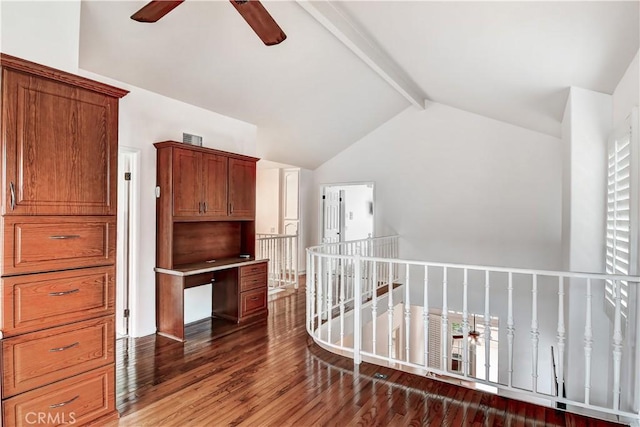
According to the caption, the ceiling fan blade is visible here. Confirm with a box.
[131,1,184,23]
[230,0,286,46]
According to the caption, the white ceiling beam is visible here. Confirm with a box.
[296,0,426,110]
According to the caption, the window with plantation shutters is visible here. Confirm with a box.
[605,111,638,321]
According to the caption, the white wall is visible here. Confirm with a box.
[256,168,281,234]
[0,0,80,72]
[312,102,564,271]
[613,50,639,130]
[299,169,314,273]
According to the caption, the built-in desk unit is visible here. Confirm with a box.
[154,142,267,342]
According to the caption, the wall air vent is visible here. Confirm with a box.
[183,132,203,146]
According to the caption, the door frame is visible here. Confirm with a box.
[116,146,141,338]
[319,182,375,245]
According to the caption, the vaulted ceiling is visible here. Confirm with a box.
[79,1,639,170]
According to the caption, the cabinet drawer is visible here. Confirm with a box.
[2,216,116,275]
[2,316,114,397]
[240,262,267,278]
[240,273,267,292]
[2,365,116,427]
[240,288,267,318]
[1,266,115,336]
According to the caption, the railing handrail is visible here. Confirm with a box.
[257,233,298,239]
[308,243,640,283]
[308,235,398,251]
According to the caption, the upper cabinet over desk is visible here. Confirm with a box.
[156,141,256,222]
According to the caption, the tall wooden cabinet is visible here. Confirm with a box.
[0,54,127,426]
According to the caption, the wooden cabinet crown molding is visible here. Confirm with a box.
[0,53,129,99]
[154,141,259,162]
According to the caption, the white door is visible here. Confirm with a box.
[282,168,300,236]
[322,187,344,244]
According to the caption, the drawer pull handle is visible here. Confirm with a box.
[9,182,15,211]
[49,395,79,409]
[49,289,80,297]
[49,235,80,240]
[250,296,259,301]
[49,342,79,352]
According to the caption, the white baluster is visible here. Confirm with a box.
[613,279,623,411]
[584,278,593,405]
[442,267,449,372]
[310,254,317,335]
[484,270,491,382]
[557,276,565,401]
[317,256,324,339]
[531,274,539,393]
[424,266,429,369]
[405,264,411,363]
[294,235,299,289]
[507,272,514,388]
[372,261,378,355]
[327,257,333,342]
[462,269,469,377]
[388,261,394,361]
[339,258,346,346]
[353,253,362,365]
[307,251,313,331]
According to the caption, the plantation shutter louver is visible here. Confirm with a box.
[606,124,634,320]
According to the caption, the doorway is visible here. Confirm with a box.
[321,183,374,243]
[116,147,140,338]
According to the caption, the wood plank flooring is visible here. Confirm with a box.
[111,280,626,426]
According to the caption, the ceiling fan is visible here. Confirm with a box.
[131,0,287,46]
[452,315,481,344]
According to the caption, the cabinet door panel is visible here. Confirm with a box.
[172,148,202,217]
[202,154,228,218]
[228,158,256,219]
[2,69,117,215]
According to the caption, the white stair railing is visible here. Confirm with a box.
[306,236,640,424]
[256,233,298,289]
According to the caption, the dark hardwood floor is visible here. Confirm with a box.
[111,280,626,426]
